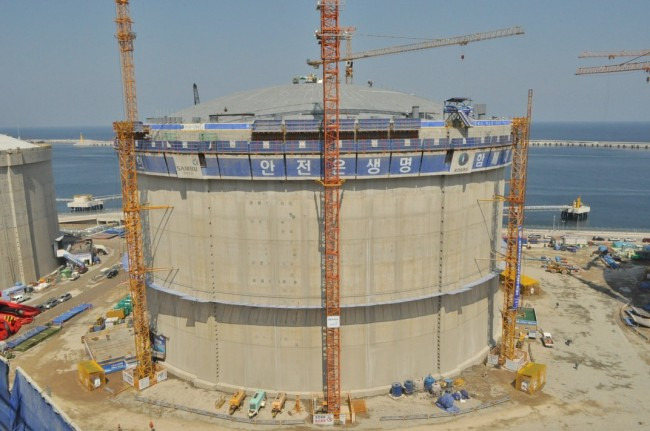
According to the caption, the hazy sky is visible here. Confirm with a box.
[1,0,649,127]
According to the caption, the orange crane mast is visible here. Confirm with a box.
[113,0,154,387]
[318,0,342,420]
[499,90,533,365]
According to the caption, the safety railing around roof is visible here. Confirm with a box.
[135,136,511,154]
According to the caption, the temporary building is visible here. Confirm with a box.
[515,362,546,394]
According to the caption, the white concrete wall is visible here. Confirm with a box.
[142,165,505,393]
[0,146,59,286]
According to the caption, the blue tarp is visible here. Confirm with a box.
[52,304,92,326]
[0,357,76,430]
[0,357,11,430]
[435,393,460,413]
[2,326,48,350]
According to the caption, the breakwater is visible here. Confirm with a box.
[531,140,650,149]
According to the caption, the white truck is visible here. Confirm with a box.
[541,331,554,348]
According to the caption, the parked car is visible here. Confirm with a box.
[106,269,119,279]
[624,238,635,243]
[58,293,72,303]
[592,236,604,241]
[69,272,80,281]
[36,304,47,312]
[44,297,59,309]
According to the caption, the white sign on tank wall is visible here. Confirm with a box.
[450,150,474,174]
[173,154,203,178]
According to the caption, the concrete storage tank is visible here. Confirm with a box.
[0,135,59,287]
[136,84,511,395]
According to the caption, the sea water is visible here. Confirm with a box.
[2,123,649,231]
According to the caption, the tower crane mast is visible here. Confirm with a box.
[113,0,154,387]
[499,90,533,365]
[318,0,342,420]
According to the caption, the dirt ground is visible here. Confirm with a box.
[6,232,650,431]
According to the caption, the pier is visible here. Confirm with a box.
[531,140,650,149]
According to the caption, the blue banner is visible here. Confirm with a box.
[251,156,286,179]
[389,153,421,176]
[218,155,251,179]
[356,154,391,178]
[286,155,321,179]
[204,155,220,177]
[472,150,491,170]
[420,154,449,175]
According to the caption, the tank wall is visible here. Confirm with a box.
[142,170,504,307]
[0,147,59,286]
[150,277,501,394]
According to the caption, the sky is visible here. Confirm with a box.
[1,0,649,127]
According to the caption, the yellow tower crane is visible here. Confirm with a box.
[499,90,533,367]
[112,0,155,389]
[576,50,650,80]
[308,26,524,83]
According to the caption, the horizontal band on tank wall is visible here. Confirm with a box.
[144,271,498,310]
[134,147,512,180]
[135,136,512,154]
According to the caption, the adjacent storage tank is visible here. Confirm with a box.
[136,84,509,395]
[0,135,59,287]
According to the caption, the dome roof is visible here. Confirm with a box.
[0,134,38,151]
[167,83,442,123]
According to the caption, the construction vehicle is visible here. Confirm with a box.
[229,389,246,415]
[271,392,287,418]
[0,300,41,341]
[248,390,266,418]
[541,331,554,348]
[545,262,567,274]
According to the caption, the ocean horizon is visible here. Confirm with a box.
[2,122,649,232]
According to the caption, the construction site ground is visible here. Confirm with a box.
[6,231,650,430]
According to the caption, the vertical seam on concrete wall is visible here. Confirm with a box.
[207,183,219,381]
[491,174,501,273]
[7,163,25,282]
[0,163,17,282]
[436,176,446,374]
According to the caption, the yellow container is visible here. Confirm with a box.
[515,362,546,394]
[78,360,106,391]
[106,308,125,319]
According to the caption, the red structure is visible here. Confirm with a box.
[0,300,40,341]
[319,0,342,419]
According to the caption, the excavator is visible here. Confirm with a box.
[0,300,41,341]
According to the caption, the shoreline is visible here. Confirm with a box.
[510,227,650,239]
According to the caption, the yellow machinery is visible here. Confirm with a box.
[77,360,106,391]
[229,389,246,415]
[271,392,287,418]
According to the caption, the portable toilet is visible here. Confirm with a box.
[515,362,546,394]
[78,360,106,391]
